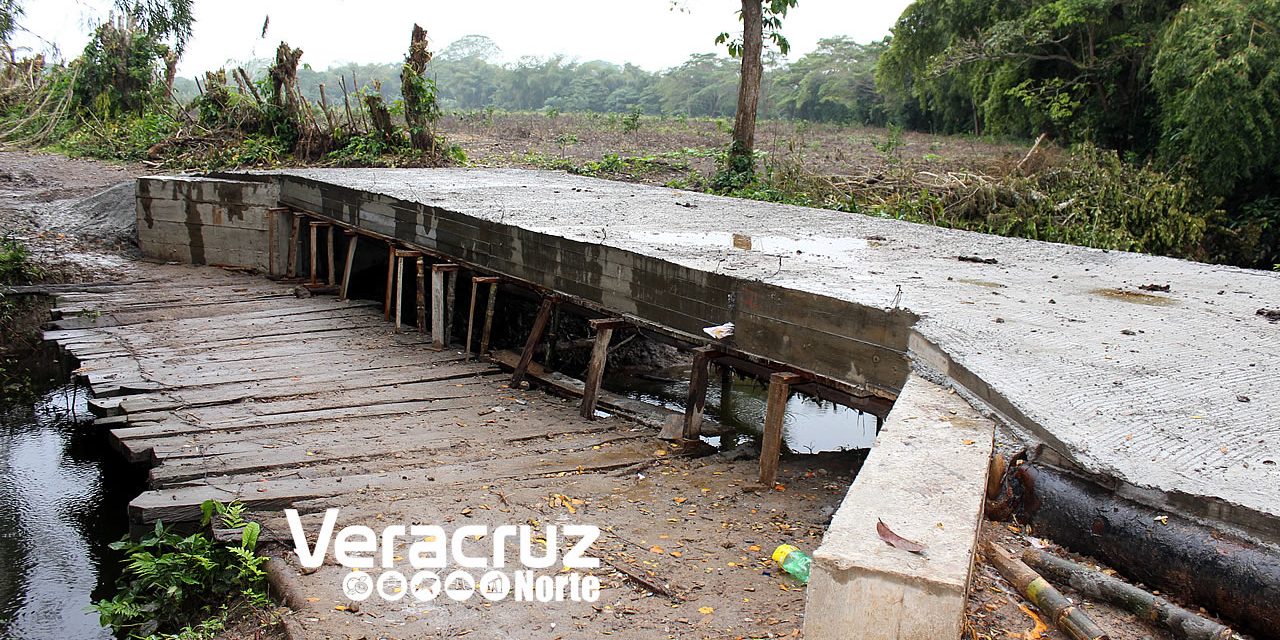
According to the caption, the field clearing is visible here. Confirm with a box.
[441,111,1036,187]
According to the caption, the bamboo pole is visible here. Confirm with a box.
[985,541,1110,640]
[1023,550,1231,640]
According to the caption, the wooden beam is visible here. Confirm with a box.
[431,264,460,350]
[580,318,628,420]
[511,297,556,388]
[760,372,804,487]
[682,346,721,439]
[339,232,357,301]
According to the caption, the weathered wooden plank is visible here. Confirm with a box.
[760,372,804,486]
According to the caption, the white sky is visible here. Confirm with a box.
[13,1,913,75]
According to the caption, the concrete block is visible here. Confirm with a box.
[804,374,994,640]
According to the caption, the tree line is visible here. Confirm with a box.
[173,33,891,127]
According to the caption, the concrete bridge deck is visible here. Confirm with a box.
[245,168,1280,543]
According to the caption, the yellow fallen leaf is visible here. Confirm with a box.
[650,545,665,554]
[962,439,976,445]
[334,605,348,611]
[673,497,688,504]
[654,449,668,457]
[670,551,683,558]
[305,597,320,603]
[1016,604,1047,639]
[698,606,714,615]
[748,545,761,552]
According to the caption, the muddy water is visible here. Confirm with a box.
[0,352,137,639]
[604,365,880,452]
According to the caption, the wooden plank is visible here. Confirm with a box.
[760,372,804,487]
[511,297,555,388]
[415,257,427,333]
[683,347,720,439]
[580,318,627,420]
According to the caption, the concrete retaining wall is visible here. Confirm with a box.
[804,374,994,639]
[136,176,282,273]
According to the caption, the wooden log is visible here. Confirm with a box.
[511,297,555,388]
[383,243,395,320]
[480,279,499,356]
[415,257,427,333]
[580,318,627,420]
[1022,549,1231,640]
[682,347,720,439]
[339,231,357,301]
[984,540,1110,640]
[429,264,460,350]
[1009,463,1280,639]
[759,372,803,486]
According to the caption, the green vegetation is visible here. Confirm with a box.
[876,0,1279,268]
[93,500,275,640]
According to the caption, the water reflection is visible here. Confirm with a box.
[604,365,879,452]
[0,383,132,640]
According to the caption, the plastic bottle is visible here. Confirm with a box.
[772,544,811,584]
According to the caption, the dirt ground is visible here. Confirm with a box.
[0,149,1236,640]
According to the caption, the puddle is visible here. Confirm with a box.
[635,231,869,259]
[0,350,138,639]
[603,365,880,453]
[1092,287,1174,306]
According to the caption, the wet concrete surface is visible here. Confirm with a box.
[250,168,1280,542]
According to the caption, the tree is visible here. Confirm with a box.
[715,0,797,187]
[0,0,22,47]
[774,36,888,124]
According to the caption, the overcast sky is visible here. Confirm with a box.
[14,1,914,75]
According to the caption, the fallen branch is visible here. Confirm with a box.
[1022,549,1232,640]
[984,540,1110,640]
[601,555,684,602]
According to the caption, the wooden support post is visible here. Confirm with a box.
[719,363,734,419]
[580,318,628,420]
[465,276,500,360]
[286,213,302,278]
[430,264,460,350]
[415,257,427,333]
[326,225,337,286]
[309,222,320,286]
[511,297,556,388]
[682,346,720,439]
[445,270,457,345]
[339,231,357,301]
[394,254,405,332]
[481,279,499,356]
[383,243,395,320]
[760,372,804,487]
